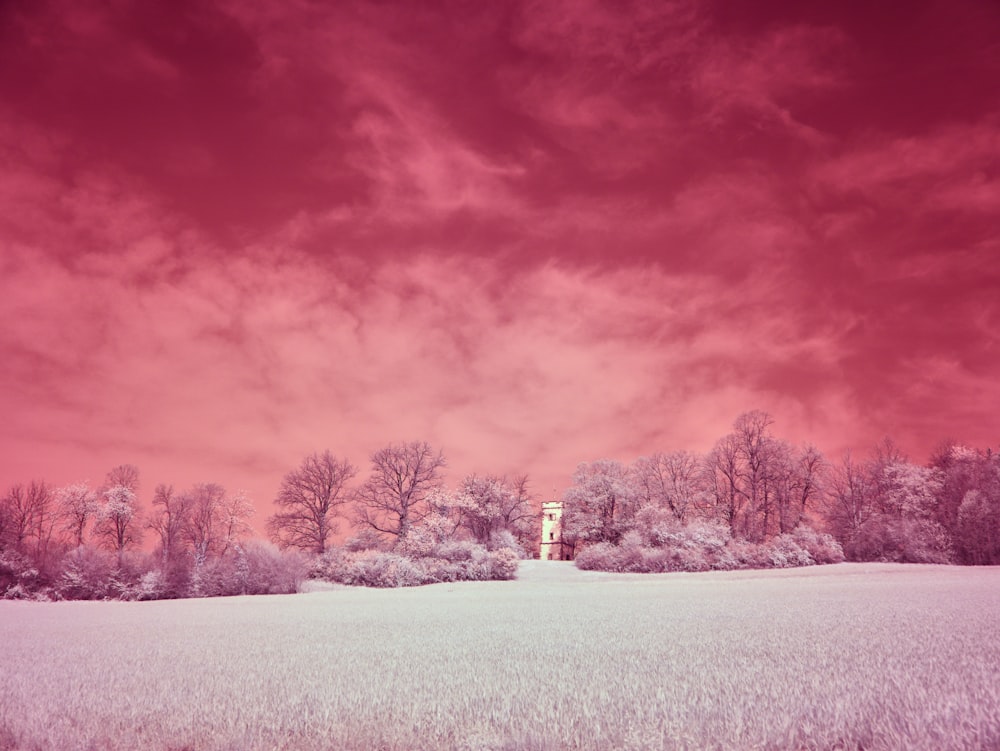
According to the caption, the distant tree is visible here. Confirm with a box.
[0,481,55,558]
[784,445,826,533]
[955,489,1000,565]
[823,452,877,546]
[101,464,140,495]
[354,441,446,544]
[182,483,227,561]
[451,474,537,547]
[92,485,143,562]
[178,483,254,561]
[220,490,255,555]
[704,434,746,537]
[146,484,191,562]
[268,451,356,554]
[631,451,703,523]
[55,482,99,547]
[823,442,952,563]
[562,459,636,546]
[701,412,822,540]
[935,445,1000,564]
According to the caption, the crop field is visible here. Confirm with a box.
[2,562,999,751]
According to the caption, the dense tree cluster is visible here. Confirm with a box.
[270,442,533,588]
[561,412,1000,572]
[0,465,304,601]
[3,420,998,597]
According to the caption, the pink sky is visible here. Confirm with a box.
[2,0,998,527]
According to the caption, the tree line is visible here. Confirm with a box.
[560,411,1000,571]
[0,441,536,598]
[3,419,998,598]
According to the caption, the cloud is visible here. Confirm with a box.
[1,0,998,520]
[691,24,847,140]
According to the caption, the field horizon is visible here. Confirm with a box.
[3,561,999,750]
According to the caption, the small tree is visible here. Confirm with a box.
[268,451,356,554]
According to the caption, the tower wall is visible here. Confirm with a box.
[539,501,564,560]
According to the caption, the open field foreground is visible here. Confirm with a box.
[2,563,1000,751]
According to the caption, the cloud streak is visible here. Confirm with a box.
[1,0,998,519]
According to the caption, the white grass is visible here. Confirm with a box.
[2,562,1000,750]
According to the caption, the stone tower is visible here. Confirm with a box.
[539,500,564,560]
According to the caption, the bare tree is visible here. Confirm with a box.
[146,484,191,562]
[220,490,254,555]
[0,481,56,561]
[704,434,745,537]
[56,482,99,547]
[182,483,225,560]
[102,464,140,495]
[354,441,446,543]
[268,451,356,554]
[631,451,702,523]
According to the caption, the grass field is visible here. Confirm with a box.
[2,562,999,750]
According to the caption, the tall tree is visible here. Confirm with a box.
[0,481,55,558]
[631,451,702,523]
[268,450,356,554]
[93,485,142,562]
[452,474,537,547]
[146,484,190,562]
[562,459,635,546]
[102,464,140,495]
[354,441,446,543]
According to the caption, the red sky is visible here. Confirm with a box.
[2,0,998,527]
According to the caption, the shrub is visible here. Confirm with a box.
[847,516,954,564]
[347,552,428,588]
[487,529,526,559]
[0,550,40,597]
[136,569,168,600]
[56,546,114,600]
[433,540,478,563]
[575,542,619,571]
[488,548,520,580]
[342,528,386,552]
[311,541,519,587]
[243,541,308,594]
[722,539,772,569]
[766,535,814,568]
[790,526,845,564]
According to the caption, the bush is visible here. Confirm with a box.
[487,530,526,559]
[433,540,478,563]
[575,521,842,574]
[342,528,386,552]
[766,535,814,568]
[790,526,845,564]
[846,516,953,564]
[345,551,429,588]
[56,546,114,600]
[0,550,40,597]
[488,548,520,580]
[136,569,168,600]
[243,541,308,594]
[310,541,519,588]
